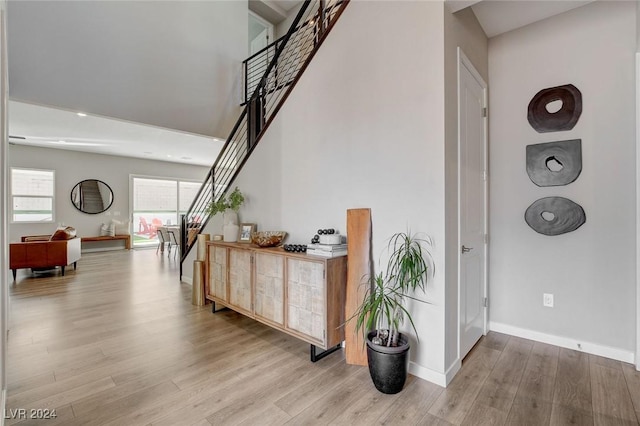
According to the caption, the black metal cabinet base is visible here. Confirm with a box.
[211,302,229,313]
[310,343,341,362]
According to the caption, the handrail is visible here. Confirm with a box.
[242,0,344,106]
[180,0,349,276]
[244,34,281,65]
[245,0,311,107]
[243,1,338,65]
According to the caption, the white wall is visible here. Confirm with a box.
[275,2,303,39]
[489,1,637,360]
[8,145,209,243]
[0,0,8,417]
[443,6,488,375]
[637,1,640,48]
[222,1,451,382]
[7,1,247,138]
[636,1,640,369]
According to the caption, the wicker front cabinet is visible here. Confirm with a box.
[254,252,285,326]
[207,244,228,302]
[205,242,346,350]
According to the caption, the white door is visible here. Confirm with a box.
[250,28,269,56]
[248,28,270,97]
[458,48,488,360]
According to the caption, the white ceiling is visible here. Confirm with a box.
[7,1,597,167]
[249,0,302,24]
[469,0,595,38]
[9,101,224,167]
[7,0,247,138]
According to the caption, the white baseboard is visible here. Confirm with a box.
[182,276,193,285]
[444,358,462,386]
[489,321,634,364]
[409,361,448,387]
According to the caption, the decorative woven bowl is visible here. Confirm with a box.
[251,231,287,247]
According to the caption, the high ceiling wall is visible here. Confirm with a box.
[7,1,248,138]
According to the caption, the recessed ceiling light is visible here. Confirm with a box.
[77,112,87,117]
[167,154,172,158]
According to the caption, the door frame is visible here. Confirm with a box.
[457,47,489,360]
[248,10,274,52]
[635,52,640,370]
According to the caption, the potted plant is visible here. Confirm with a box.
[206,187,244,242]
[353,231,433,394]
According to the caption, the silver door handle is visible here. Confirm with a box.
[461,245,473,254]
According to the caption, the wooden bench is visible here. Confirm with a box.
[81,235,132,250]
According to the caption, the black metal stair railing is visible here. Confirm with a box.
[180,0,349,271]
[242,0,344,106]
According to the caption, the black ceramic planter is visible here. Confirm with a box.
[366,330,410,394]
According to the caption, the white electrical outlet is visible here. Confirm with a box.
[543,293,554,307]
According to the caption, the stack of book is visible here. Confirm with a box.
[306,243,347,257]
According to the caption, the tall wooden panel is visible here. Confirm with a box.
[345,208,372,366]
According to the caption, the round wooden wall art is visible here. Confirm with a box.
[525,197,586,236]
[526,139,582,187]
[527,84,582,133]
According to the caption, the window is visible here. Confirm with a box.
[179,181,202,216]
[131,176,200,247]
[11,168,55,223]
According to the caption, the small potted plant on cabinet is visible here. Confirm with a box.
[353,231,433,394]
[206,187,244,242]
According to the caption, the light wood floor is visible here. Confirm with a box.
[6,249,640,425]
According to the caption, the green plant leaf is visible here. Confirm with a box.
[347,230,434,347]
[206,187,244,216]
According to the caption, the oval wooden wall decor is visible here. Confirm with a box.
[524,197,586,236]
[526,139,582,187]
[527,84,582,133]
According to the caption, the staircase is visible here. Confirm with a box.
[77,180,104,213]
[180,0,349,270]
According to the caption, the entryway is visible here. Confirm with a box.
[458,48,488,360]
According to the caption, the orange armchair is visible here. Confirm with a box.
[10,235,81,280]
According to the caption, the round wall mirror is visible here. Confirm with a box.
[70,179,114,214]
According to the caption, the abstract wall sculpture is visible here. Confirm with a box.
[527,84,582,133]
[524,197,586,236]
[526,139,582,187]
[525,83,585,236]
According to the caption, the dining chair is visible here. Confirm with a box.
[167,229,180,259]
[156,227,170,254]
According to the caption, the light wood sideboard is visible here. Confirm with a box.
[205,241,347,359]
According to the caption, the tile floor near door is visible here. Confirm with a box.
[6,249,640,425]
